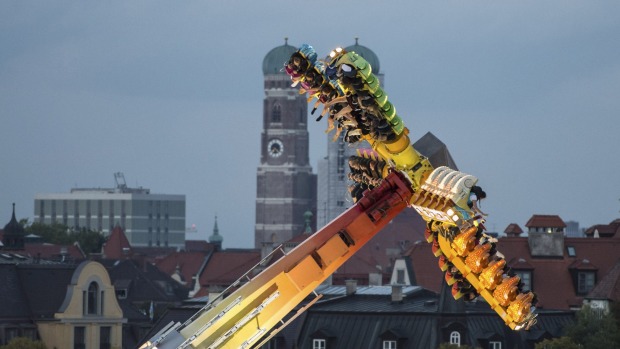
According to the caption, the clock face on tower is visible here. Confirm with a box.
[267,138,284,158]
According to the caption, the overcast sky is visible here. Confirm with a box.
[1,1,619,248]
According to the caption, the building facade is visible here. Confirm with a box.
[0,260,125,348]
[34,177,185,248]
[255,39,317,248]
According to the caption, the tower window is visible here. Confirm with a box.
[272,104,281,122]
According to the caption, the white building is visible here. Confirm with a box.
[34,174,185,248]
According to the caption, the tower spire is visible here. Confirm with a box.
[209,214,223,250]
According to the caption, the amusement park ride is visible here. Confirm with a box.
[140,44,538,349]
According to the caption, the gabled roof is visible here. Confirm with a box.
[198,249,261,288]
[405,231,620,310]
[23,243,86,261]
[333,208,427,285]
[498,236,620,309]
[504,223,524,236]
[0,264,31,319]
[295,287,574,349]
[413,132,458,170]
[155,250,211,287]
[525,215,566,228]
[103,225,132,259]
[185,240,215,252]
[404,241,444,293]
[586,260,620,301]
[584,219,620,238]
[104,259,189,302]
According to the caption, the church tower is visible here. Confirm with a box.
[2,203,26,250]
[255,39,317,248]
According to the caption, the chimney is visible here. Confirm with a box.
[391,284,403,303]
[345,279,357,296]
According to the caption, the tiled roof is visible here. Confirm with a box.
[0,264,31,319]
[584,219,620,238]
[23,243,85,261]
[155,250,211,287]
[413,132,458,170]
[405,241,445,293]
[315,285,423,296]
[499,236,620,309]
[16,264,78,318]
[504,223,524,235]
[199,249,261,287]
[333,208,427,285]
[296,290,574,349]
[525,215,566,228]
[586,260,620,300]
[102,225,132,259]
[406,233,620,310]
[185,240,215,252]
[105,259,189,302]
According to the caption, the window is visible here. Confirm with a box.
[515,270,532,291]
[567,246,576,257]
[85,282,100,315]
[489,341,502,349]
[383,340,397,349]
[300,108,306,123]
[272,104,281,122]
[397,269,405,284]
[116,288,127,299]
[313,339,326,349]
[5,328,18,343]
[23,328,37,341]
[100,326,111,349]
[74,326,85,349]
[450,331,460,346]
[578,271,595,294]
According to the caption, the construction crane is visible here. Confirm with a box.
[140,44,537,349]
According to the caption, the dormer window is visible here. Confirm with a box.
[379,328,407,349]
[450,331,461,346]
[578,271,595,294]
[383,340,397,349]
[312,339,326,349]
[569,259,598,296]
[311,328,335,348]
[514,270,532,292]
[489,341,502,349]
[115,288,127,299]
[83,281,103,315]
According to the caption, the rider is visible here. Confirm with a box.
[468,185,488,217]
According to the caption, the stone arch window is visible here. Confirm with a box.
[450,331,461,346]
[84,281,102,315]
[272,104,282,122]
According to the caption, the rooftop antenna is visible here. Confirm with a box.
[114,172,127,190]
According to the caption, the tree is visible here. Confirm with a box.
[563,304,620,349]
[535,337,580,349]
[72,228,106,254]
[25,222,106,254]
[0,337,47,349]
